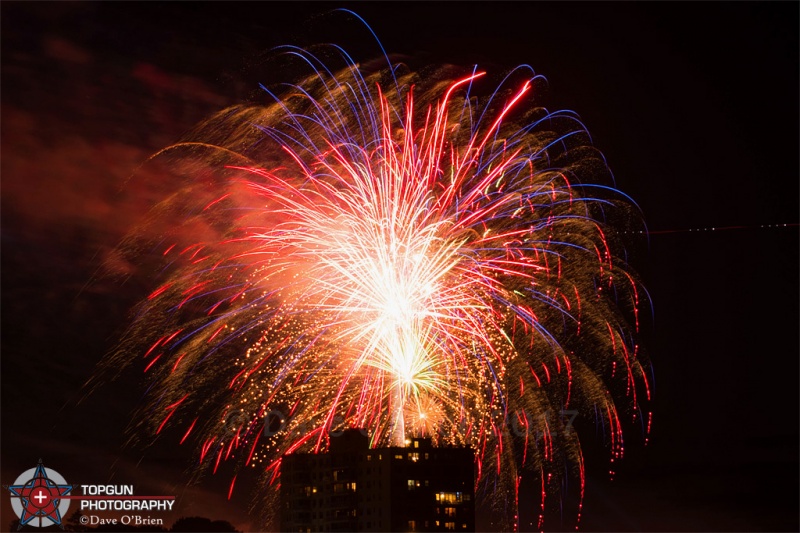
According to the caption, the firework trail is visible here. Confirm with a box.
[103,19,651,530]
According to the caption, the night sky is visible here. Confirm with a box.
[2,2,797,532]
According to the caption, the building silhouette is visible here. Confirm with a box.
[280,430,474,532]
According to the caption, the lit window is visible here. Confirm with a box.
[414,441,419,448]
[445,522,456,531]
[409,452,420,462]
[445,507,456,517]
[367,454,372,461]
[437,492,463,504]
[408,520,417,531]
[394,454,403,460]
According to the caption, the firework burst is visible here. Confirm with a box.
[103,22,651,530]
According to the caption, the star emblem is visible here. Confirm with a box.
[5,460,74,529]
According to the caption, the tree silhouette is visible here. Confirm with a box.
[170,516,239,532]
[65,510,89,532]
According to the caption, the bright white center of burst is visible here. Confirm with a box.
[329,243,443,446]
[295,180,466,444]
[309,218,445,395]
[375,262,434,391]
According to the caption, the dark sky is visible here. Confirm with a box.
[2,2,798,532]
